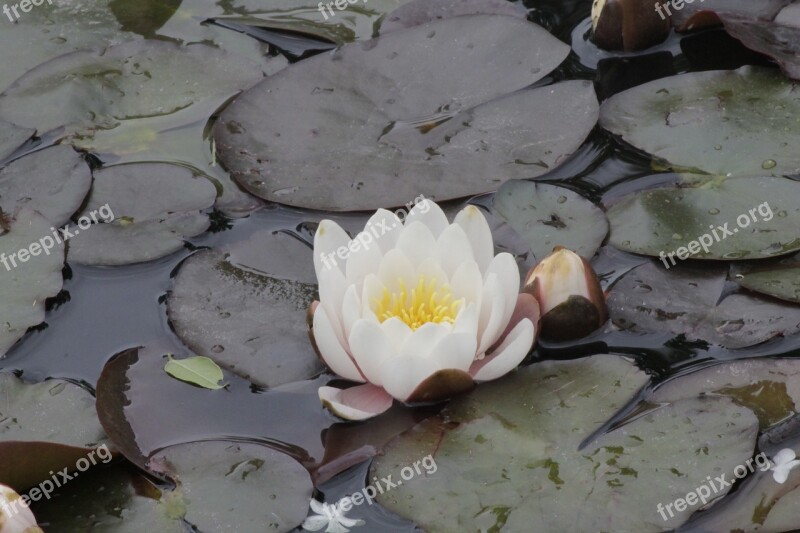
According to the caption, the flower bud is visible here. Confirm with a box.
[591,0,671,52]
[524,247,607,342]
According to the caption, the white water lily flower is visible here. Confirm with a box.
[770,448,800,484]
[0,484,41,533]
[309,200,540,420]
[302,498,364,533]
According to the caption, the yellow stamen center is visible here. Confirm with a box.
[375,276,461,330]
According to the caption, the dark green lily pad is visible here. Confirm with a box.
[0,39,267,135]
[0,146,92,227]
[380,0,527,32]
[651,358,800,429]
[600,67,800,177]
[731,257,800,303]
[214,15,599,211]
[212,0,414,44]
[0,373,107,491]
[607,176,800,261]
[167,230,324,387]
[68,163,217,266]
[492,181,609,260]
[31,464,184,532]
[608,262,800,349]
[0,119,34,163]
[372,355,759,531]
[0,209,65,357]
[147,440,313,532]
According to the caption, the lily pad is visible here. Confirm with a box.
[371,354,760,531]
[0,146,92,227]
[167,230,324,387]
[147,440,313,532]
[0,39,267,135]
[0,119,34,163]
[599,66,800,177]
[492,181,609,261]
[651,358,800,429]
[212,0,414,44]
[214,15,599,211]
[0,373,107,491]
[380,0,528,32]
[0,209,65,357]
[732,257,800,303]
[67,163,217,266]
[608,262,800,349]
[31,464,184,532]
[607,176,800,261]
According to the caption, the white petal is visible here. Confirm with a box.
[403,199,449,238]
[774,448,797,465]
[309,499,327,514]
[318,384,393,421]
[477,275,507,355]
[318,265,349,347]
[454,205,494,274]
[436,224,476,279]
[449,260,483,306]
[454,302,479,337]
[348,319,398,386]
[380,317,414,351]
[432,331,477,372]
[415,257,451,286]
[314,220,351,277]
[313,306,365,383]
[400,322,453,359]
[341,285,362,336]
[774,467,791,484]
[377,249,416,295]
[360,273,384,323]
[477,253,520,352]
[380,354,443,402]
[471,319,534,381]
[345,230,384,291]
[394,221,437,268]
[364,208,403,253]
[302,515,330,531]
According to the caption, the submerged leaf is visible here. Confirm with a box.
[164,355,226,390]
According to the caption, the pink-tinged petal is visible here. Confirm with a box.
[381,354,443,402]
[454,205,494,275]
[404,199,449,238]
[470,318,534,382]
[313,219,351,277]
[449,260,483,306]
[477,275,507,354]
[348,319,398,386]
[432,331,477,372]
[405,368,474,404]
[436,224,476,279]
[319,384,393,421]
[364,208,403,253]
[489,293,541,352]
[394,221,437,268]
[312,305,365,383]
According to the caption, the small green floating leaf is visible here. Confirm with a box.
[164,355,226,390]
